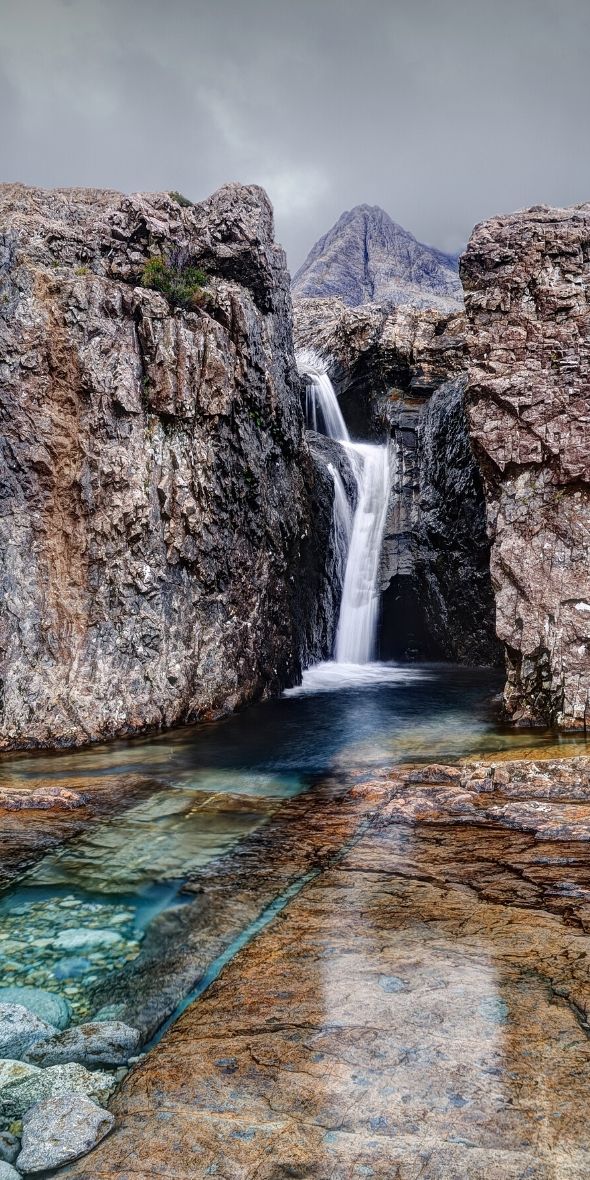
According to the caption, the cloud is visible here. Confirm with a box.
[0,0,589,269]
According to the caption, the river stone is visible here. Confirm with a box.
[0,1059,115,1118]
[0,1004,56,1059]
[25,1021,141,1067]
[53,956,92,980]
[0,987,71,1030]
[16,1093,114,1173]
[0,1132,19,1164]
[53,928,123,953]
[0,1163,20,1179]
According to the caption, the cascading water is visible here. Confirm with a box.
[296,349,350,442]
[334,443,390,663]
[295,351,391,672]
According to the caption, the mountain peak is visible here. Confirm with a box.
[292,205,462,310]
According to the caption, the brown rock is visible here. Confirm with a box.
[0,182,334,748]
[462,204,590,730]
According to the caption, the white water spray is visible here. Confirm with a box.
[296,350,350,442]
[334,442,390,663]
[296,351,390,667]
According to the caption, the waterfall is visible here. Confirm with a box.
[327,462,353,585]
[296,350,350,442]
[297,350,390,667]
[334,443,390,664]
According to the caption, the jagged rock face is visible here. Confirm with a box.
[294,296,465,438]
[294,296,500,664]
[462,205,590,730]
[0,182,334,748]
[292,205,463,311]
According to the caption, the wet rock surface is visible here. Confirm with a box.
[0,772,165,887]
[0,181,334,750]
[462,204,590,730]
[59,755,590,1179]
[17,1094,114,1173]
[294,296,499,664]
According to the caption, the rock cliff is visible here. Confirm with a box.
[294,297,501,664]
[292,205,463,311]
[0,182,334,748]
[462,204,590,730]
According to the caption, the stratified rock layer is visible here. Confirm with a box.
[462,205,590,730]
[0,183,333,748]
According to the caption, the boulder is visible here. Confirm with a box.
[0,1059,114,1118]
[0,987,71,1030]
[25,1020,140,1068]
[53,928,123,953]
[16,1093,114,1172]
[0,1132,19,1164]
[0,1004,56,1059]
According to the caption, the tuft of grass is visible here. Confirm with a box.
[141,256,207,310]
[74,265,89,276]
[169,191,194,208]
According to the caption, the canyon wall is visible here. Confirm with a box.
[0,183,334,748]
[294,297,501,664]
[462,205,590,730]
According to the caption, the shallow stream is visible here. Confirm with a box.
[0,663,587,1031]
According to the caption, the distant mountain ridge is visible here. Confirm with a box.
[292,204,463,311]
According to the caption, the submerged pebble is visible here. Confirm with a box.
[0,898,141,1020]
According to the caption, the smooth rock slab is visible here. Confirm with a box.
[25,1021,140,1067]
[0,1060,114,1118]
[53,928,123,953]
[0,987,71,1030]
[0,1004,56,1059]
[16,1093,114,1173]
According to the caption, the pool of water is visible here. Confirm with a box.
[0,662,587,1025]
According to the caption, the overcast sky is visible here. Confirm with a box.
[1,0,589,269]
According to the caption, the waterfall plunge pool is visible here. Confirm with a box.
[0,662,587,1037]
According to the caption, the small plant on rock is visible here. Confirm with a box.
[169,191,194,208]
[141,256,207,310]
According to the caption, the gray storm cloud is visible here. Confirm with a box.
[0,0,589,269]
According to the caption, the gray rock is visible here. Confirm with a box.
[53,928,123,953]
[0,1059,115,1118]
[16,1093,114,1173]
[53,956,92,980]
[0,1162,20,1179]
[25,1020,141,1067]
[0,1132,19,1164]
[292,204,463,311]
[0,987,71,1030]
[0,1004,56,1059]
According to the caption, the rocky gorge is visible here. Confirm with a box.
[0,181,589,1178]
